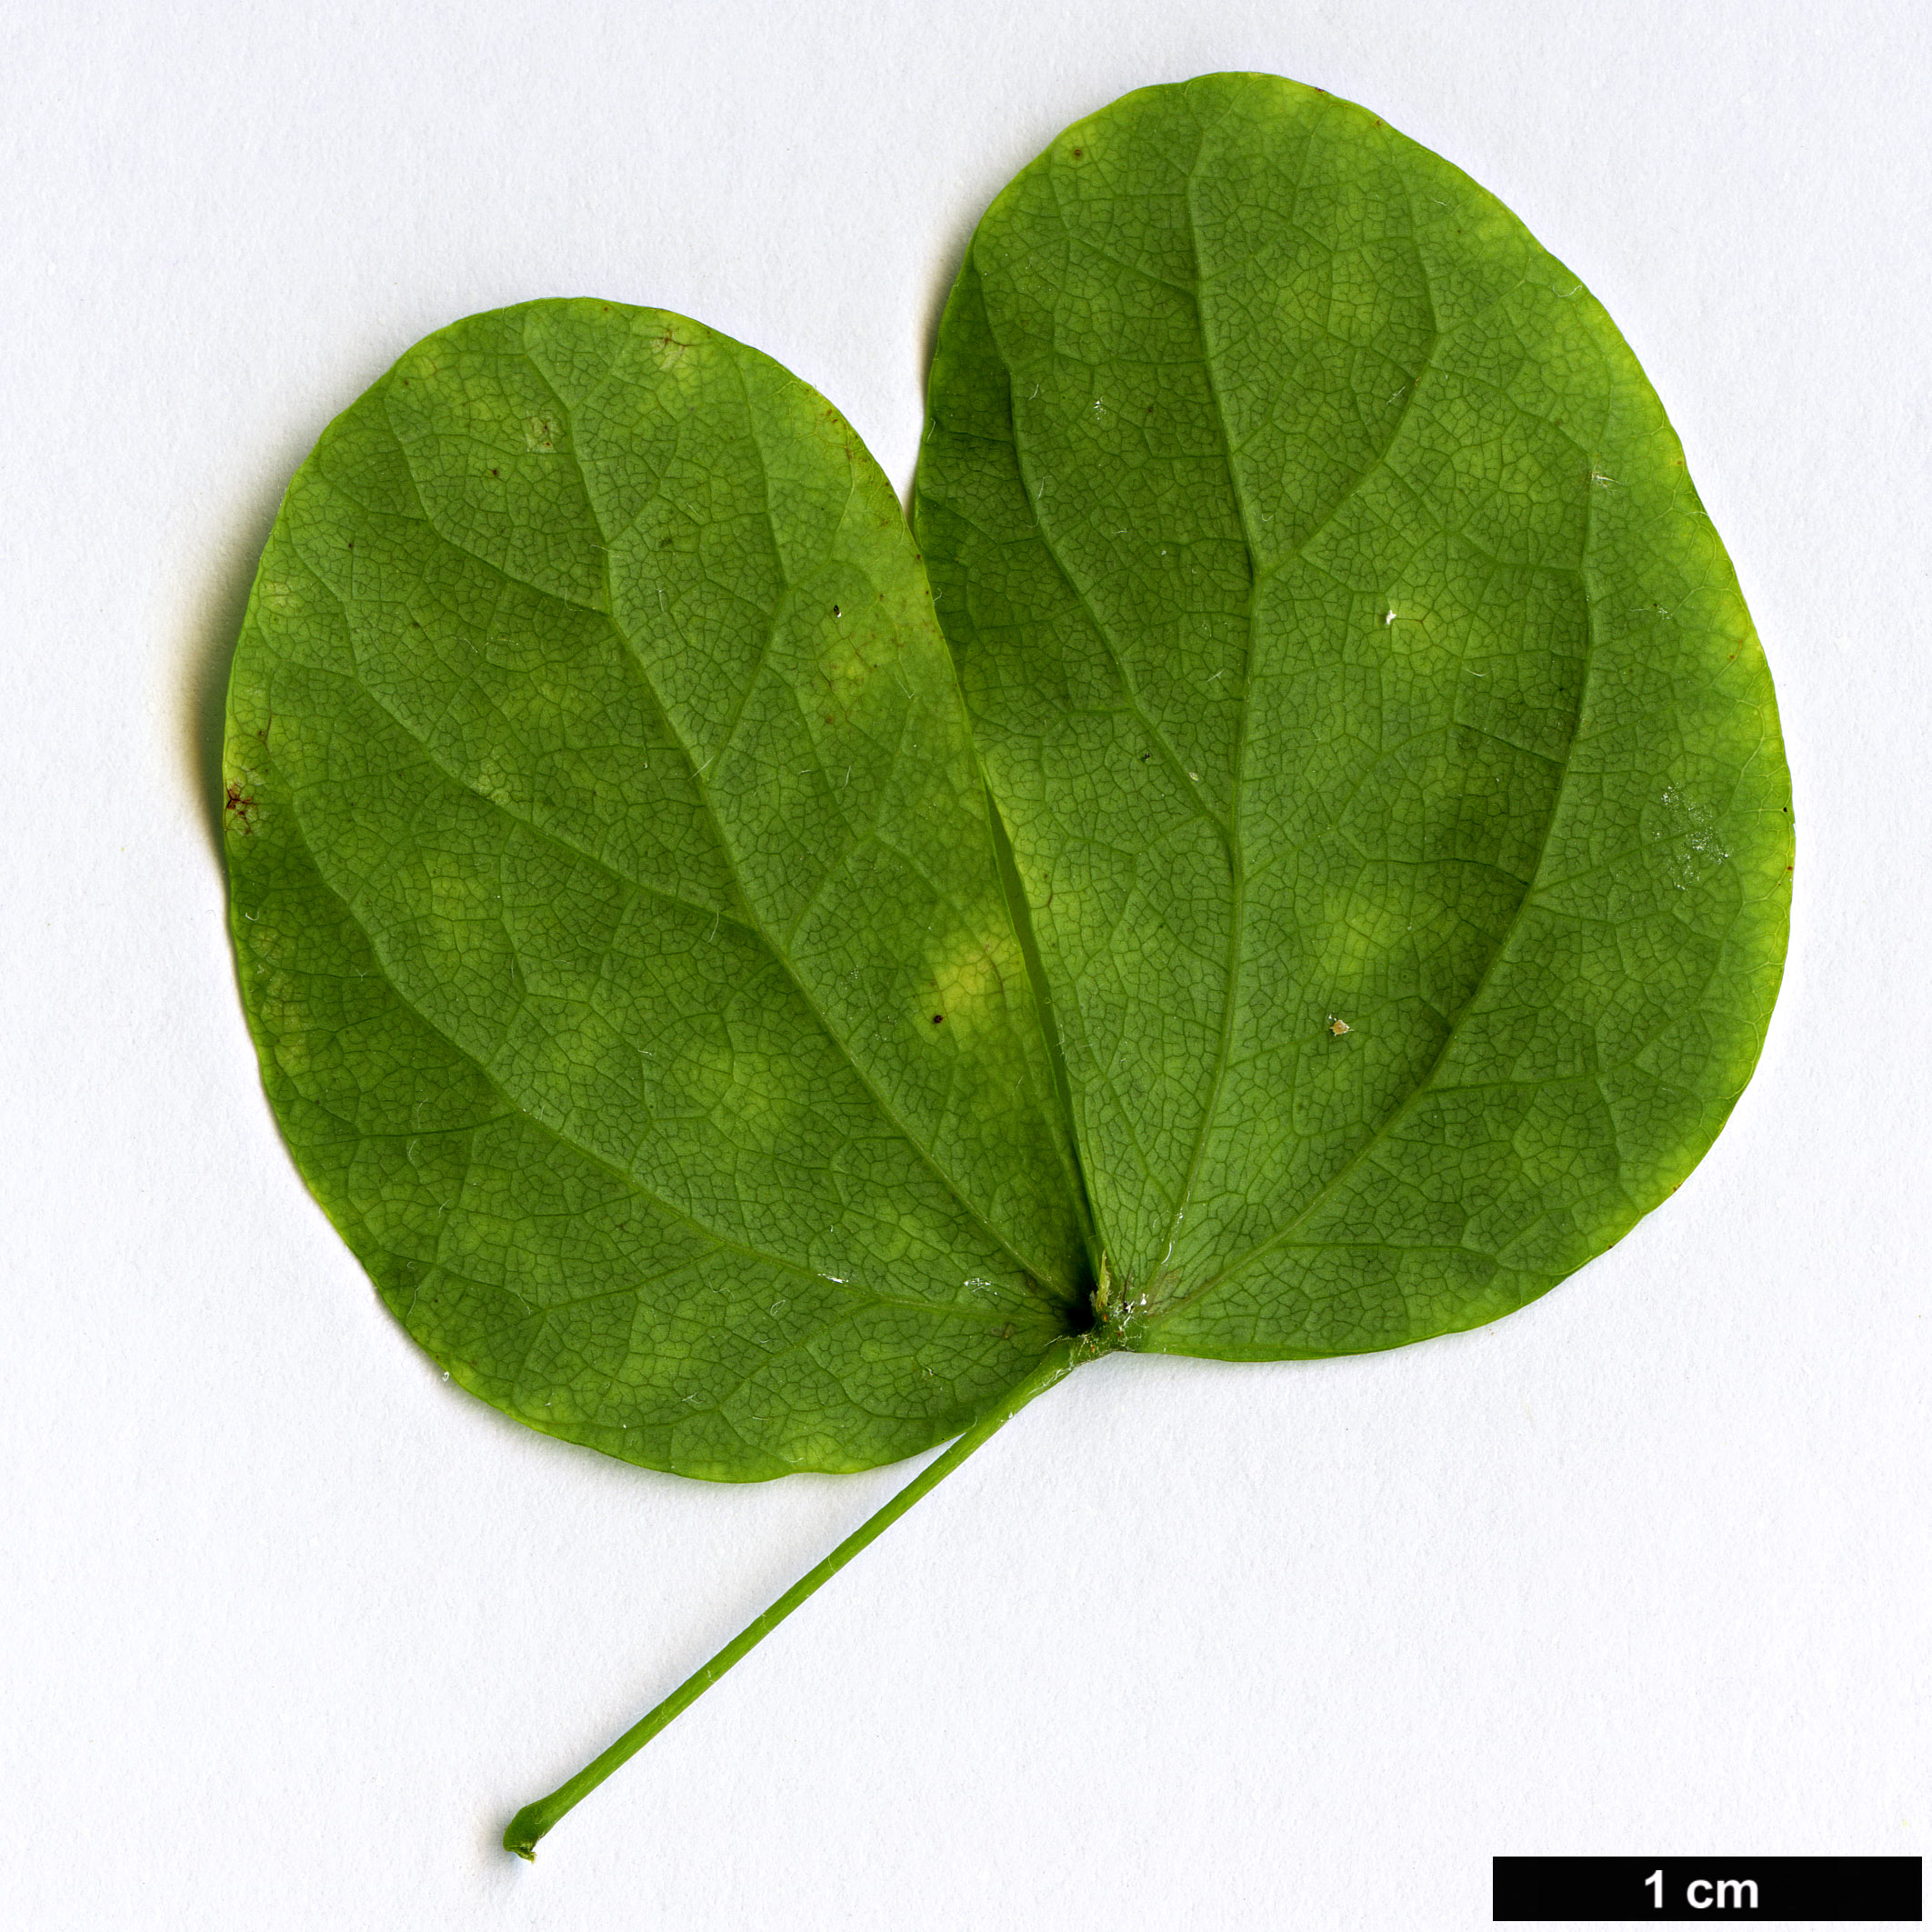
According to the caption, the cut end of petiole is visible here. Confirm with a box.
[503,1807,549,1861]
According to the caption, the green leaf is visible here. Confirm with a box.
[225,75,1793,1854]
[225,298,1093,1481]
[913,72,1791,1361]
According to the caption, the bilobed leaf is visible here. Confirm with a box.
[914,72,1792,1361]
[225,298,1092,1481]
[224,74,1792,1853]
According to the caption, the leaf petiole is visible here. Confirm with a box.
[503,1329,1104,1858]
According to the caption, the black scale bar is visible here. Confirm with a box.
[1494,1857,1922,1922]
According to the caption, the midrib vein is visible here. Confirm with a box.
[1130,135,1560,1320]
[515,336,1066,1305]
[1158,447,1606,1318]
[1147,140,1259,1279]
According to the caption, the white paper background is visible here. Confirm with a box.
[5,3,1927,1927]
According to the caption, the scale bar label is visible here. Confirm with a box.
[1492,1856,1922,1921]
